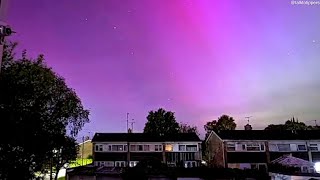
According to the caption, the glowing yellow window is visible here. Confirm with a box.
[165,144,173,151]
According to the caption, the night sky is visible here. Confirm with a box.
[7,0,320,139]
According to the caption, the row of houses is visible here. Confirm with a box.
[78,128,320,173]
[92,132,202,168]
[205,129,320,173]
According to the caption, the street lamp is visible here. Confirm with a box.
[50,148,63,180]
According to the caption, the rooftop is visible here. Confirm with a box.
[92,133,201,142]
[215,130,320,140]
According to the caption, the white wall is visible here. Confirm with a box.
[172,142,199,152]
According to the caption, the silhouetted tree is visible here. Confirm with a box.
[143,108,179,136]
[265,117,313,130]
[0,42,89,179]
[179,123,199,135]
[52,137,78,180]
[204,115,236,138]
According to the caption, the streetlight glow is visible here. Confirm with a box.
[315,162,320,173]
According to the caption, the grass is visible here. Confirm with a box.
[58,177,65,180]
[69,158,92,168]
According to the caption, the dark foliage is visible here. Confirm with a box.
[0,42,89,179]
[143,108,180,136]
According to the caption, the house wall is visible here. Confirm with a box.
[205,132,225,168]
[210,139,320,170]
[77,140,93,159]
[92,141,201,167]
[268,140,320,162]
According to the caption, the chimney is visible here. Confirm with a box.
[128,128,132,133]
[244,124,252,130]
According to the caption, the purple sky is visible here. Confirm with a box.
[7,0,320,139]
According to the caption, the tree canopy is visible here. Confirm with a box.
[204,115,236,137]
[179,123,199,135]
[0,42,89,179]
[264,117,315,130]
[143,108,180,136]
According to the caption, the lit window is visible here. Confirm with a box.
[165,144,173,151]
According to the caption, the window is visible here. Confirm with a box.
[131,144,150,151]
[130,145,136,151]
[179,145,186,151]
[277,144,290,151]
[143,145,150,151]
[124,145,127,151]
[302,166,308,173]
[227,143,235,151]
[246,144,261,151]
[251,164,257,169]
[260,144,265,151]
[165,144,173,151]
[269,144,278,151]
[95,145,103,152]
[129,161,138,167]
[108,145,111,151]
[155,145,162,151]
[242,144,246,150]
[258,164,267,172]
[297,145,307,151]
[186,145,197,151]
[310,144,318,151]
[111,145,125,151]
[115,161,126,167]
[105,161,114,167]
[100,161,105,166]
